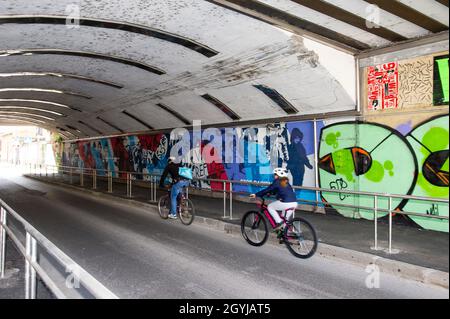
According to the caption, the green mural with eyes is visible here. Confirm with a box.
[319,122,417,220]
[404,115,449,232]
[318,116,449,233]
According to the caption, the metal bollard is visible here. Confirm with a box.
[0,207,6,279]
[93,170,97,190]
[223,181,227,218]
[150,176,154,202]
[373,195,378,251]
[388,197,393,254]
[108,171,113,193]
[127,173,132,198]
[229,182,233,220]
[25,232,37,299]
[153,176,157,202]
[80,168,84,187]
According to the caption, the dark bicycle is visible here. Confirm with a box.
[158,187,195,225]
[241,197,318,259]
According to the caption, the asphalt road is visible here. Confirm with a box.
[0,170,447,299]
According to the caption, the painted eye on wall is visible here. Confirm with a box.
[422,149,449,187]
[319,147,372,176]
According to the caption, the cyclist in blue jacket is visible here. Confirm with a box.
[250,168,298,231]
[159,157,190,219]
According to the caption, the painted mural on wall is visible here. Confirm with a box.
[367,62,399,110]
[318,121,417,220]
[62,114,449,232]
[404,115,449,232]
[398,56,433,109]
[62,121,320,203]
[318,115,448,232]
[433,55,449,106]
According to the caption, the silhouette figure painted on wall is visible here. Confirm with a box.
[287,128,313,186]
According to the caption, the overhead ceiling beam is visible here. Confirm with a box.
[289,0,407,42]
[65,124,85,136]
[0,15,219,58]
[78,120,103,135]
[1,49,166,75]
[0,88,92,99]
[253,84,299,114]
[0,98,81,112]
[200,94,241,120]
[121,110,154,130]
[357,30,449,59]
[0,106,65,116]
[435,0,449,7]
[54,127,74,139]
[96,116,125,134]
[0,111,57,121]
[204,0,369,53]
[0,72,123,89]
[0,115,47,125]
[155,103,192,126]
[365,0,448,33]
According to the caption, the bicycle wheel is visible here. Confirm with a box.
[158,195,170,219]
[179,198,195,225]
[283,217,318,259]
[241,211,268,247]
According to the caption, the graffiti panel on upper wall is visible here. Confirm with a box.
[433,55,449,106]
[398,57,433,108]
[368,62,399,110]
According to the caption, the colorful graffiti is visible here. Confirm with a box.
[62,114,449,232]
[62,121,321,203]
[318,122,417,220]
[368,62,399,110]
[404,115,449,232]
[433,55,449,106]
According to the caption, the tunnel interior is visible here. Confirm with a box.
[1,0,447,139]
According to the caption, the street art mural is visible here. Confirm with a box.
[398,57,433,108]
[404,115,449,232]
[62,121,320,202]
[367,62,399,110]
[318,121,418,220]
[433,55,449,106]
[62,114,449,232]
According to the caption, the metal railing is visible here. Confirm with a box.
[0,197,119,299]
[26,163,449,255]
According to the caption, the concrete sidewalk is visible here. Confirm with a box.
[27,173,449,275]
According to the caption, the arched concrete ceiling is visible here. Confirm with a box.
[0,0,448,139]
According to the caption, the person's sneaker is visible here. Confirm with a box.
[168,214,178,220]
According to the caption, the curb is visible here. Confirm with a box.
[25,175,449,290]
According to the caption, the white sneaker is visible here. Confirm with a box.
[168,214,178,219]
